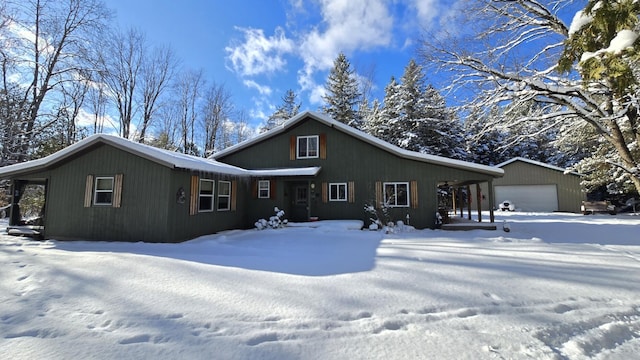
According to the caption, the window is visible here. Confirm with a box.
[329,183,347,201]
[297,135,318,159]
[94,177,114,205]
[217,181,231,211]
[258,180,270,198]
[384,182,409,207]
[198,179,214,212]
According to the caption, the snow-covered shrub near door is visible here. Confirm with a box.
[255,207,288,230]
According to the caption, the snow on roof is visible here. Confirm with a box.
[0,134,250,178]
[213,111,504,177]
[496,157,580,176]
[249,167,322,177]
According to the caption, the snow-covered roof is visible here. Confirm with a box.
[213,111,504,177]
[496,157,580,176]
[250,167,322,177]
[0,134,250,178]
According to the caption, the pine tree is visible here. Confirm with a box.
[378,76,402,144]
[422,84,467,160]
[322,52,361,127]
[263,89,300,132]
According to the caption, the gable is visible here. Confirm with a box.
[215,111,503,178]
[498,160,579,185]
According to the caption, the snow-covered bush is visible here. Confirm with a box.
[364,201,390,230]
[255,207,288,230]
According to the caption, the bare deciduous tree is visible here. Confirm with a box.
[0,0,110,163]
[99,27,145,139]
[200,82,233,156]
[137,45,178,143]
[174,68,204,154]
[421,0,640,194]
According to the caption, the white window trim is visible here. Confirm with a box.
[93,176,114,206]
[258,180,270,199]
[329,182,347,202]
[384,182,410,208]
[217,180,231,211]
[198,179,215,212]
[297,135,319,159]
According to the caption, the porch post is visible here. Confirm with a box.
[9,180,26,226]
[488,179,495,223]
[467,185,471,220]
[476,183,482,222]
[451,187,457,216]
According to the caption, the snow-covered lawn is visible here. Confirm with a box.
[1,212,639,359]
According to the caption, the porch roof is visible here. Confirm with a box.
[249,167,322,177]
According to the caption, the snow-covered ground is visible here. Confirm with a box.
[1,212,639,359]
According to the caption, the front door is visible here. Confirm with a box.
[291,184,309,222]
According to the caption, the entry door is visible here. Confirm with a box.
[291,185,309,222]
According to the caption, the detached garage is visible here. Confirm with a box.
[475,158,585,213]
[494,184,558,212]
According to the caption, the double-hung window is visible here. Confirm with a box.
[217,181,231,211]
[94,177,114,205]
[258,180,270,198]
[329,183,347,201]
[384,182,409,207]
[198,179,215,212]
[297,135,318,159]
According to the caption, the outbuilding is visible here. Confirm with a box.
[475,157,584,213]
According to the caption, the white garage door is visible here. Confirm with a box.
[495,185,558,212]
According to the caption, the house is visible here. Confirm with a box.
[474,157,584,212]
[0,135,252,242]
[0,111,505,242]
[213,111,504,229]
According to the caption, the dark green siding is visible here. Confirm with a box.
[166,171,250,242]
[218,117,495,228]
[45,144,172,242]
[12,144,251,242]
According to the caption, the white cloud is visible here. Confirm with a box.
[299,0,394,72]
[243,80,272,96]
[409,0,439,26]
[225,26,294,77]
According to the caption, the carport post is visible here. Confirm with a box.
[488,180,495,223]
[476,183,482,222]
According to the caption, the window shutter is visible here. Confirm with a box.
[348,181,355,203]
[252,180,257,198]
[410,180,418,209]
[113,174,123,208]
[270,179,277,199]
[375,181,382,208]
[231,180,237,211]
[189,175,199,215]
[289,136,296,160]
[319,133,327,159]
[84,175,93,207]
[322,182,328,203]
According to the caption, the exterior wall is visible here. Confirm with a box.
[13,144,251,242]
[43,144,173,242]
[166,170,250,242]
[474,161,584,212]
[218,117,496,229]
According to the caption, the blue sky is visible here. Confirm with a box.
[103,0,458,128]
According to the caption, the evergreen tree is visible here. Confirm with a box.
[262,89,300,132]
[322,52,361,127]
[378,76,402,144]
[422,84,467,160]
[464,106,511,165]
[396,59,428,152]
